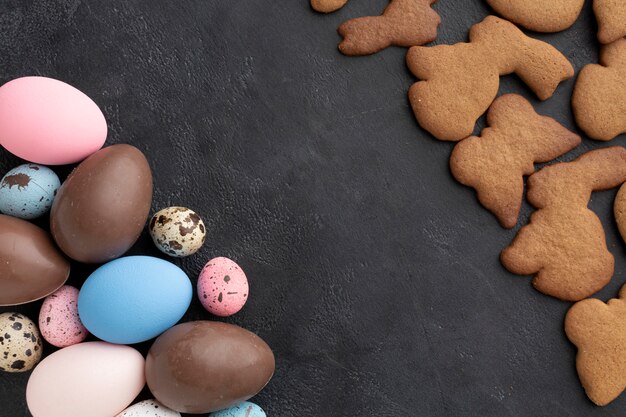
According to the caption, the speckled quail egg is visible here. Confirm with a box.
[149,207,206,257]
[0,312,43,372]
[116,399,181,417]
[0,164,60,219]
[209,401,266,417]
[39,285,88,348]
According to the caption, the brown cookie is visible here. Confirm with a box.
[311,0,348,13]
[572,39,626,141]
[450,94,580,229]
[565,284,626,406]
[406,16,574,141]
[594,0,626,44]
[614,182,626,244]
[501,146,626,301]
[486,0,584,32]
[337,0,440,56]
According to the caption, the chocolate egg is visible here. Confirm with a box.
[50,144,153,263]
[146,321,275,414]
[0,214,70,306]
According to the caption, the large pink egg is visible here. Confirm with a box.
[197,257,249,317]
[0,76,107,165]
[26,342,145,417]
[39,285,88,348]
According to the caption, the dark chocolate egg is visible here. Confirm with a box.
[145,321,275,413]
[0,215,70,306]
[50,144,153,263]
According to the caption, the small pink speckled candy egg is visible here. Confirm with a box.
[39,285,88,348]
[198,257,249,317]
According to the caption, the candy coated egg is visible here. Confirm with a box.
[209,402,266,417]
[146,321,275,413]
[0,214,70,306]
[0,164,60,219]
[26,341,145,417]
[39,285,88,348]
[78,256,192,344]
[0,76,106,165]
[0,312,42,373]
[198,257,249,317]
[149,207,206,257]
[116,399,181,417]
[50,144,153,263]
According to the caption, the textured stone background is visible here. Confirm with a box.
[0,1,624,416]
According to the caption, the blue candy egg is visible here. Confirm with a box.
[78,256,192,344]
[209,402,266,417]
[0,164,60,219]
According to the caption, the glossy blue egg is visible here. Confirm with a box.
[78,256,192,344]
[0,164,60,219]
[209,402,266,417]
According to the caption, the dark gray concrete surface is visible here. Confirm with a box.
[0,1,624,416]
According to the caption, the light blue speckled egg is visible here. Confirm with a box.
[0,164,60,219]
[209,402,266,417]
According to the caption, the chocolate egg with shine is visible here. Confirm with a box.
[0,214,70,306]
[146,321,275,413]
[50,144,153,263]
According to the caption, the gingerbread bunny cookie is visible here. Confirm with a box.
[407,16,574,141]
[565,284,626,406]
[486,0,585,32]
[311,0,348,13]
[572,39,626,141]
[338,0,440,56]
[450,94,580,229]
[615,182,626,244]
[594,0,626,44]
[501,147,626,301]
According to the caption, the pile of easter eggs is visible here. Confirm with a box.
[0,76,273,417]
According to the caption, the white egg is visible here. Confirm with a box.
[116,399,181,417]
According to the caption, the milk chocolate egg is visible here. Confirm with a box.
[0,214,70,306]
[146,321,275,413]
[50,144,153,263]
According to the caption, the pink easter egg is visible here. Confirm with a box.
[0,76,107,165]
[39,285,88,348]
[198,257,249,317]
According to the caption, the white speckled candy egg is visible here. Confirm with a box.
[198,257,249,317]
[116,399,181,417]
[149,207,206,257]
[0,312,43,372]
[209,401,266,417]
[39,285,88,348]
[0,164,60,219]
